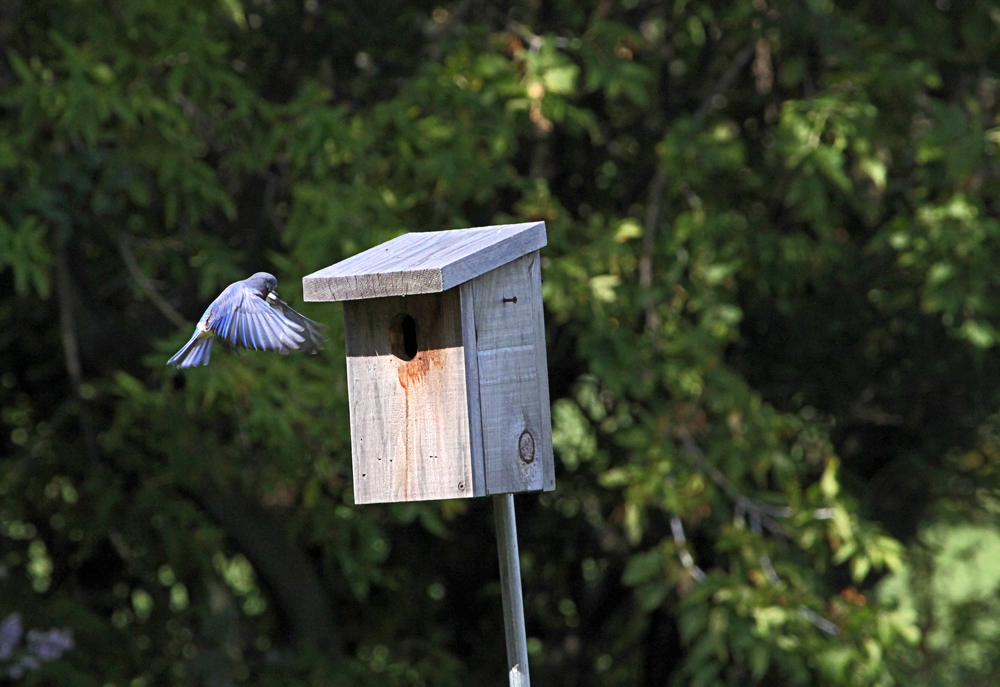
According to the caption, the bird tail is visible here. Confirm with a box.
[167,332,214,368]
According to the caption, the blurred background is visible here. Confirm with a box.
[2,0,1000,685]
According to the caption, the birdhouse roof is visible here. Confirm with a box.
[302,222,546,301]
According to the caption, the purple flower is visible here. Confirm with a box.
[26,628,74,662]
[0,613,22,661]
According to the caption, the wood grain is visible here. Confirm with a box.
[460,280,487,496]
[528,253,555,492]
[344,289,476,503]
[303,222,546,302]
[471,252,548,495]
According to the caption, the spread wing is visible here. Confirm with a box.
[204,282,306,353]
[267,293,327,354]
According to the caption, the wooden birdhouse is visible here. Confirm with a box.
[303,222,555,504]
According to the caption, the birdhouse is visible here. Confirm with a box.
[303,222,555,504]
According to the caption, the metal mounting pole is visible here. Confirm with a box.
[493,493,530,687]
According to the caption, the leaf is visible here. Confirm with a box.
[635,581,668,611]
[219,0,247,28]
[851,555,871,583]
[589,274,620,302]
[959,319,996,348]
[614,218,643,242]
[622,549,663,587]
[542,65,579,95]
[0,215,51,298]
[749,643,771,680]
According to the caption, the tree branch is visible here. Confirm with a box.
[56,246,99,463]
[117,232,189,329]
[639,166,666,342]
[673,428,841,634]
[693,39,756,123]
[640,39,757,342]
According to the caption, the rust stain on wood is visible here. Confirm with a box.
[403,385,410,498]
[396,348,447,498]
[396,347,438,389]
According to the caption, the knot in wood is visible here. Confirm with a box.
[518,429,535,464]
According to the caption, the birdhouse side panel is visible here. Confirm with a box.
[470,251,554,494]
[343,291,475,503]
[529,253,555,492]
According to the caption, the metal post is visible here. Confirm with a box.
[493,493,530,687]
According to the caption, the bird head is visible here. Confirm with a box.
[245,272,278,297]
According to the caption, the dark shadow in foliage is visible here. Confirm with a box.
[196,488,341,656]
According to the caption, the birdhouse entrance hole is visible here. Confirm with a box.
[390,313,418,361]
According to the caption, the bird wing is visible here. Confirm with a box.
[267,293,327,354]
[204,282,306,353]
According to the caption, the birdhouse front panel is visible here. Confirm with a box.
[343,288,476,504]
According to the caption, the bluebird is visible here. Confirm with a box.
[168,272,326,368]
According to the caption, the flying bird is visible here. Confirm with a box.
[167,272,326,368]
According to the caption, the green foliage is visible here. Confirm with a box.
[879,523,1000,686]
[2,1,1000,686]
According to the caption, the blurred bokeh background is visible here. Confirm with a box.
[2,0,1000,685]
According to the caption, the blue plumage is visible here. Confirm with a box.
[167,272,326,368]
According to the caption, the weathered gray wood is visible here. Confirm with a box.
[302,222,546,302]
[493,494,530,687]
[344,290,478,503]
[472,252,546,495]
[460,280,487,496]
[528,253,556,492]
